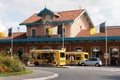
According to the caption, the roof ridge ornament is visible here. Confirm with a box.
[37,7,54,17]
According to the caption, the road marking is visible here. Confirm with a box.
[23,73,59,80]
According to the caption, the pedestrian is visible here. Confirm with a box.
[70,56,74,65]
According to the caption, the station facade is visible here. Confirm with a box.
[0,8,120,65]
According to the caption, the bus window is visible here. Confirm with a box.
[42,53,48,60]
[37,53,40,59]
[60,52,65,58]
[76,54,81,60]
[85,54,88,59]
[66,54,70,60]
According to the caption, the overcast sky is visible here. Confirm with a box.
[0,0,120,32]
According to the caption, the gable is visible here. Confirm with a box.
[37,7,54,17]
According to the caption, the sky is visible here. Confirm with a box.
[0,0,120,32]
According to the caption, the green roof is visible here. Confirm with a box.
[37,7,54,17]
[0,36,120,43]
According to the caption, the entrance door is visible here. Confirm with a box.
[110,47,119,65]
[92,47,100,58]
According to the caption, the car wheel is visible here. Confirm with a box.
[34,62,39,66]
[95,63,100,67]
[78,63,81,66]
[81,63,85,66]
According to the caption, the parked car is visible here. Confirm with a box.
[78,58,102,67]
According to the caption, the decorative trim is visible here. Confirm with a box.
[20,20,74,26]
[19,22,43,26]
[50,20,73,24]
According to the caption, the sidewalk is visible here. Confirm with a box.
[0,69,58,80]
[65,65,120,72]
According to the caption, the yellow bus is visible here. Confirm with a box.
[65,51,89,65]
[29,49,66,66]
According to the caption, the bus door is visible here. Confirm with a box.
[59,52,66,66]
[66,54,70,65]
[42,52,55,65]
[42,52,49,64]
[69,53,75,64]
[36,52,42,64]
[30,51,36,64]
[75,53,81,64]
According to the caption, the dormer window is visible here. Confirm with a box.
[31,28,37,37]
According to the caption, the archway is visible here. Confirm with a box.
[110,47,119,65]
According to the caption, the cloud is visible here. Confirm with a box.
[0,1,5,16]
[4,21,26,32]
[0,20,6,32]
[0,0,120,32]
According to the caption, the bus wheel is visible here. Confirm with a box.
[34,62,39,66]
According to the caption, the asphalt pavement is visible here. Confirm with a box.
[0,66,120,80]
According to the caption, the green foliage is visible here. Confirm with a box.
[22,54,31,61]
[0,53,25,73]
[0,69,33,77]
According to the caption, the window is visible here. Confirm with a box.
[31,28,37,37]
[43,46,52,49]
[85,54,88,59]
[66,54,70,60]
[58,25,65,37]
[45,25,50,36]
[45,15,51,21]
[37,53,40,60]
[30,47,37,50]
[76,54,81,60]
[92,58,97,61]
[74,47,82,51]
[45,28,49,36]
[60,52,65,58]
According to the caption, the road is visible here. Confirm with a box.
[29,66,120,80]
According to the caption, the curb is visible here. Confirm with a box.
[23,73,59,80]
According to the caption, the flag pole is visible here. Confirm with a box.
[105,21,108,66]
[11,29,13,58]
[62,23,64,49]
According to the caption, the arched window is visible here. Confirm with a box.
[43,46,52,49]
[110,47,119,65]
[74,47,82,51]
[29,46,37,50]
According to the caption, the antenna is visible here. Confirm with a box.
[17,27,20,32]
[79,5,81,9]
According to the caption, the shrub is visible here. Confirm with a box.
[22,54,31,61]
[0,53,25,73]
[22,54,31,66]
